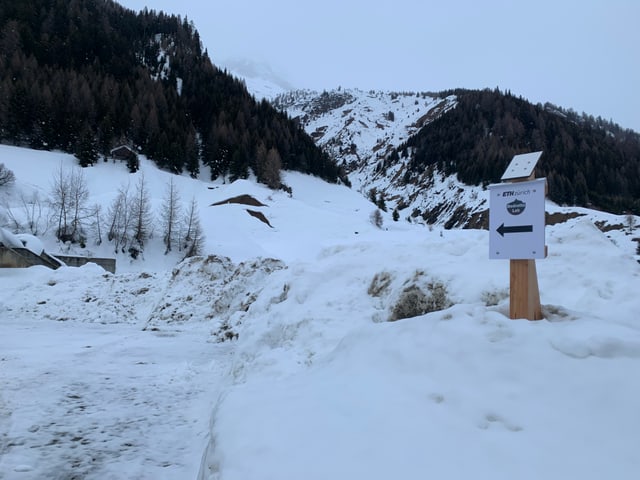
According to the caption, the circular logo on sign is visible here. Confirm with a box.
[506,199,526,215]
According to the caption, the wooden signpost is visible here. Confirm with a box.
[489,152,546,320]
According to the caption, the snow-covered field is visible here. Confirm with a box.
[1,145,639,479]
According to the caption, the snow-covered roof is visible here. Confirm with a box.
[110,145,136,156]
[15,233,44,255]
[0,227,24,249]
[0,228,45,255]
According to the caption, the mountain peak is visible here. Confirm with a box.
[218,57,295,99]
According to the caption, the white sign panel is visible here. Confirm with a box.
[489,178,546,259]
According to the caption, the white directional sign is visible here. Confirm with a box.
[489,178,546,259]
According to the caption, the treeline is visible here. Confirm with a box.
[401,88,640,214]
[0,0,340,185]
[3,164,205,259]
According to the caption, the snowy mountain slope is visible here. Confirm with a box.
[251,78,639,230]
[274,89,454,167]
[1,146,640,479]
[271,88,504,228]
[274,89,454,183]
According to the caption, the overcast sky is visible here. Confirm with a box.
[119,0,639,132]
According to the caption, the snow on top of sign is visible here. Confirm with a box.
[501,151,543,181]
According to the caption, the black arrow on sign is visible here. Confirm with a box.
[496,223,533,237]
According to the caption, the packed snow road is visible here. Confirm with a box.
[0,265,234,480]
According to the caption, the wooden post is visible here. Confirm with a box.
[510,259,542,320]
[508,173,543,320]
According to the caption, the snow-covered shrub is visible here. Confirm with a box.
[0,163,15,187]
[368,271,392,297]
[370,209,383,228]
[481,288,509,306]
[425,280,451,313]
[390,280,451,321]
[390,285,427,321]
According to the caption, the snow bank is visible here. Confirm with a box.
[198,222,640,480]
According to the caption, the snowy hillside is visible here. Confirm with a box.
[1,145,640,479]
[258,81,640,231]
[273,89,455,170]
[229,68,465,223]
[273,89,454,183]
[271,88,501,228]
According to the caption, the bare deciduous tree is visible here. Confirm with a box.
[49,165,89,243]
[160,177,181,254]
[107,183,132,253]
[68,167,90,243]
[89,203,103,245]
[181,196,205,259]
[130,175,152,250]
[1,199,22,232]
[50,165,70,240]
[21,192,49,235]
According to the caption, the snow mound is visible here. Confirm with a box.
[144,255,286,338]
[15,233,44,255]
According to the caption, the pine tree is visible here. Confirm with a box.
[263,147,282,189]
[184,128,200,178]
[229,146,249,181]
[253,141,268,181]
[126,152,140,173]
[76,128,99,167]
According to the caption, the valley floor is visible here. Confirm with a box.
[3,217,639,480]
[0,267,231,480]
